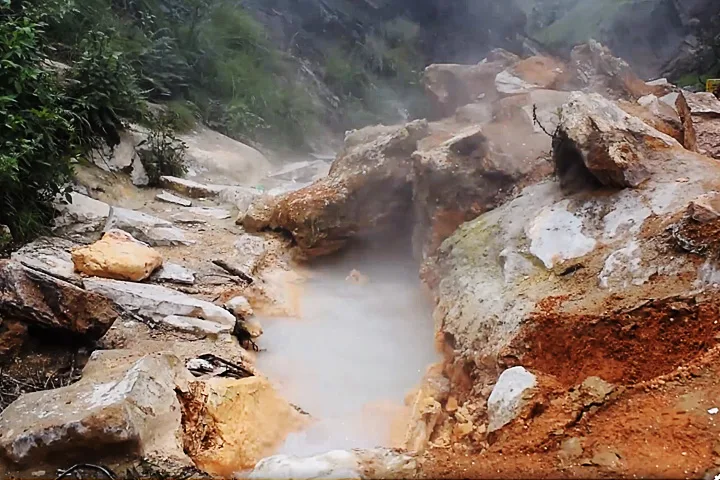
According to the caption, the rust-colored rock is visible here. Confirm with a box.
[264,120,429,258]
[180,376,307,476]
[676,92,698,152]
[496,56,569,95]
[512,56,567,89]
[71,229,163,282]
[423,50,518,118]
[0,260,119,339]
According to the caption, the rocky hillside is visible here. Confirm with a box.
[247,0,720,93]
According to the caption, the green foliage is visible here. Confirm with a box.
[0,3,150,242]
[164,100,197,132]
[0,7,75,241]
[137,112,188,186]
[65,30,145,149]
[321,17,426,131]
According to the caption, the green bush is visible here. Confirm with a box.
[164,100,197,132]
[0,8,75,241]
[137,113,188,186]
[65,30,145,149]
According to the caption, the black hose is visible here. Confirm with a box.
[55,464,117,480]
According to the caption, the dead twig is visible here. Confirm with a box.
[533,104,561,139]
[197,353,254,379]
[212,260,254,284]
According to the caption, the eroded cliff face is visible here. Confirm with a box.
[236,40,720,478]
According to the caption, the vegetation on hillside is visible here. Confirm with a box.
[0,0,426,246]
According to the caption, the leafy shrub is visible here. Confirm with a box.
[0,8,75,241]
[137,113,188,186]
[65,30,145,150]
[164,100,197,132]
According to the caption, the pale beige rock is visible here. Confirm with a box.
[556,92,680,189]
[72,230,163,282]
[402,363,450,453]
[182,376,307,476]
[0,351,193,467]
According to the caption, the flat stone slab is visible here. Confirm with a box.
[104,207,194,247]
[83,278,235,330]
[156,191,192,207]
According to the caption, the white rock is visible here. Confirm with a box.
[487,366,537,432]
[151,262,196,285]
[10,237,81,285]
[646,78,670,87]
[54,193,111,234]
[162,315,232,337]
[156,191,192,207]
[659,92,680,112]
[250,450,361,480]
[525,200,597,269]
[182,207,231,220]
[249,448,417,480]
[186,358,214,373]
[83,278,235,329]
[495,70,538,95]
[218,186,263,212]
[104,207,194,246]
[0,352,193,467]
[225,296,254,317]
[598,241,653,290]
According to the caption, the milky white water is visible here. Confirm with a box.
[255,238,439,457]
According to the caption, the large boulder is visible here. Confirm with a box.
[567,40,662,99]
[678,91,720,160]
[250,120,430,258]
[179,125,271,186]
[495,55,568,95]
[428,98,719,392]
[554,92,680,189]
[412,127,537,258]
[0,260,119,339]
[423,50,518,117]
[412,90,564,258]
[0,351,193,467]
[83,278,235,335]
[618,95,685,147]
[72,230,163,282]
[180,377,307,475]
